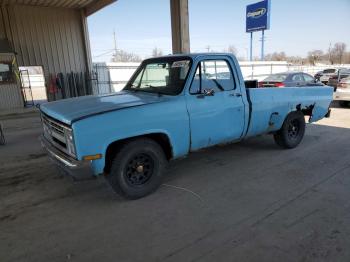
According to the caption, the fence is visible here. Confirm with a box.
[289,64,350,76]
[92,62,141,94]
[92,61,350,95]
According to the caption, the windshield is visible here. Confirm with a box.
[124,57,192,95]
[264,74,288,82]
[339,69,350,75]
[323,69,336,74]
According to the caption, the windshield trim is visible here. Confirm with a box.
[124,56,193,96]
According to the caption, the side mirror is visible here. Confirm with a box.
[203,89,215,96]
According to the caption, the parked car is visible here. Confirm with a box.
[40,53,333,199]
[258,72,322,88]
[333,76,350,107]
[327,69,350,91]
[314,68,346,84]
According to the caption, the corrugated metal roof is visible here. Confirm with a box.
[1,0,100,9]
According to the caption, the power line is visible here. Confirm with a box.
[93,49,114,58]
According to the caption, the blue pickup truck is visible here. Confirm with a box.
[40,53,333,199]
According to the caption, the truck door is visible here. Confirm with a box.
[186,59,245,151]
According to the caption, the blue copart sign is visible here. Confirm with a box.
[246,0,270,32]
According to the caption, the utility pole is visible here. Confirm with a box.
[250,32,253,61]
[261,30,265,61]
[205,45,210,52]
[328,42,332,64]
[113,29,118,61]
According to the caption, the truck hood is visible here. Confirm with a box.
[40,91,166,125]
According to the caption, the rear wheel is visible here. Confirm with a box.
[274,111,305,149]
[0,124,5,145]
[106,138,167,199]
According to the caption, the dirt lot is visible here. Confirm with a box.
[1,106,350,262]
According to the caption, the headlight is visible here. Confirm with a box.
[64,128,76,156]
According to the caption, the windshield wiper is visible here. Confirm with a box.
[144,84,157,88]
[142,85,164,96]
[126,85,163,96]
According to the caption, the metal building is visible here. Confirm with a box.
[0,0,190,110]
[0,0,116,109]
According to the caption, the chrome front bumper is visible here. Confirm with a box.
[40,135,93,180]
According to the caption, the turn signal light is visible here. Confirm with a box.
[83,154,102,161]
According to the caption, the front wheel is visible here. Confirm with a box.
[106,138,167,199]
[273,111,306,149]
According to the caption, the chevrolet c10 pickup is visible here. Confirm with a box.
[40,53,333,199]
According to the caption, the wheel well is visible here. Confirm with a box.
[296,103,315,116]
[104,133,173,174]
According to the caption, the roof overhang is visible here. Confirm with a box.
[1,0,117,16]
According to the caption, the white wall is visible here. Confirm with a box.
[92,61,350,94]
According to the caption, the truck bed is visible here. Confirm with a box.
[245,86,333,137]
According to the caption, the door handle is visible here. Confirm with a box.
[230,93,242,97]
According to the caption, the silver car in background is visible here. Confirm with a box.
[328,69,350,91]
[315,68,346,85]
[334,76,350,107]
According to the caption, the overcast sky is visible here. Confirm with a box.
[88,0,350,62]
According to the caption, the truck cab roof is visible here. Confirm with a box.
[143,53,236,61]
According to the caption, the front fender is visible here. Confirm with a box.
[72,97,190,175]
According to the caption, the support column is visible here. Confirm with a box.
[261,30,265,61]
[170,0,190,54]
[81,11,92,73]
[250,32,253,61]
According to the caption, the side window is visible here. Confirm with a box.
[303,74,314,82]
[190,66,201,94]
[292,74,304,82]
[190,60,235,94]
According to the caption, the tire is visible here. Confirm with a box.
[0,124,5,145]
[273,111,305,149]
[106,138,167,199]
[339,101,350,108]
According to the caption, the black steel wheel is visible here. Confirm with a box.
[124,153,154,186]
[274,111,305,149]
[106,138,167,199]
[287,119,301,140]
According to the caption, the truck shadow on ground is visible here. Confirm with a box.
[1,121,350,203]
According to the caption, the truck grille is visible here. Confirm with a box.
[42,114,70,155]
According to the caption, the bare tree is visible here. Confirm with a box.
[332,42,346,64]
[287,56,305,65]
[344,52,350,64]
[264,52,286,61]
[307,50,324,65]
[227,45,237,55]
[152,47,163,57]
[111,50,141,62]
